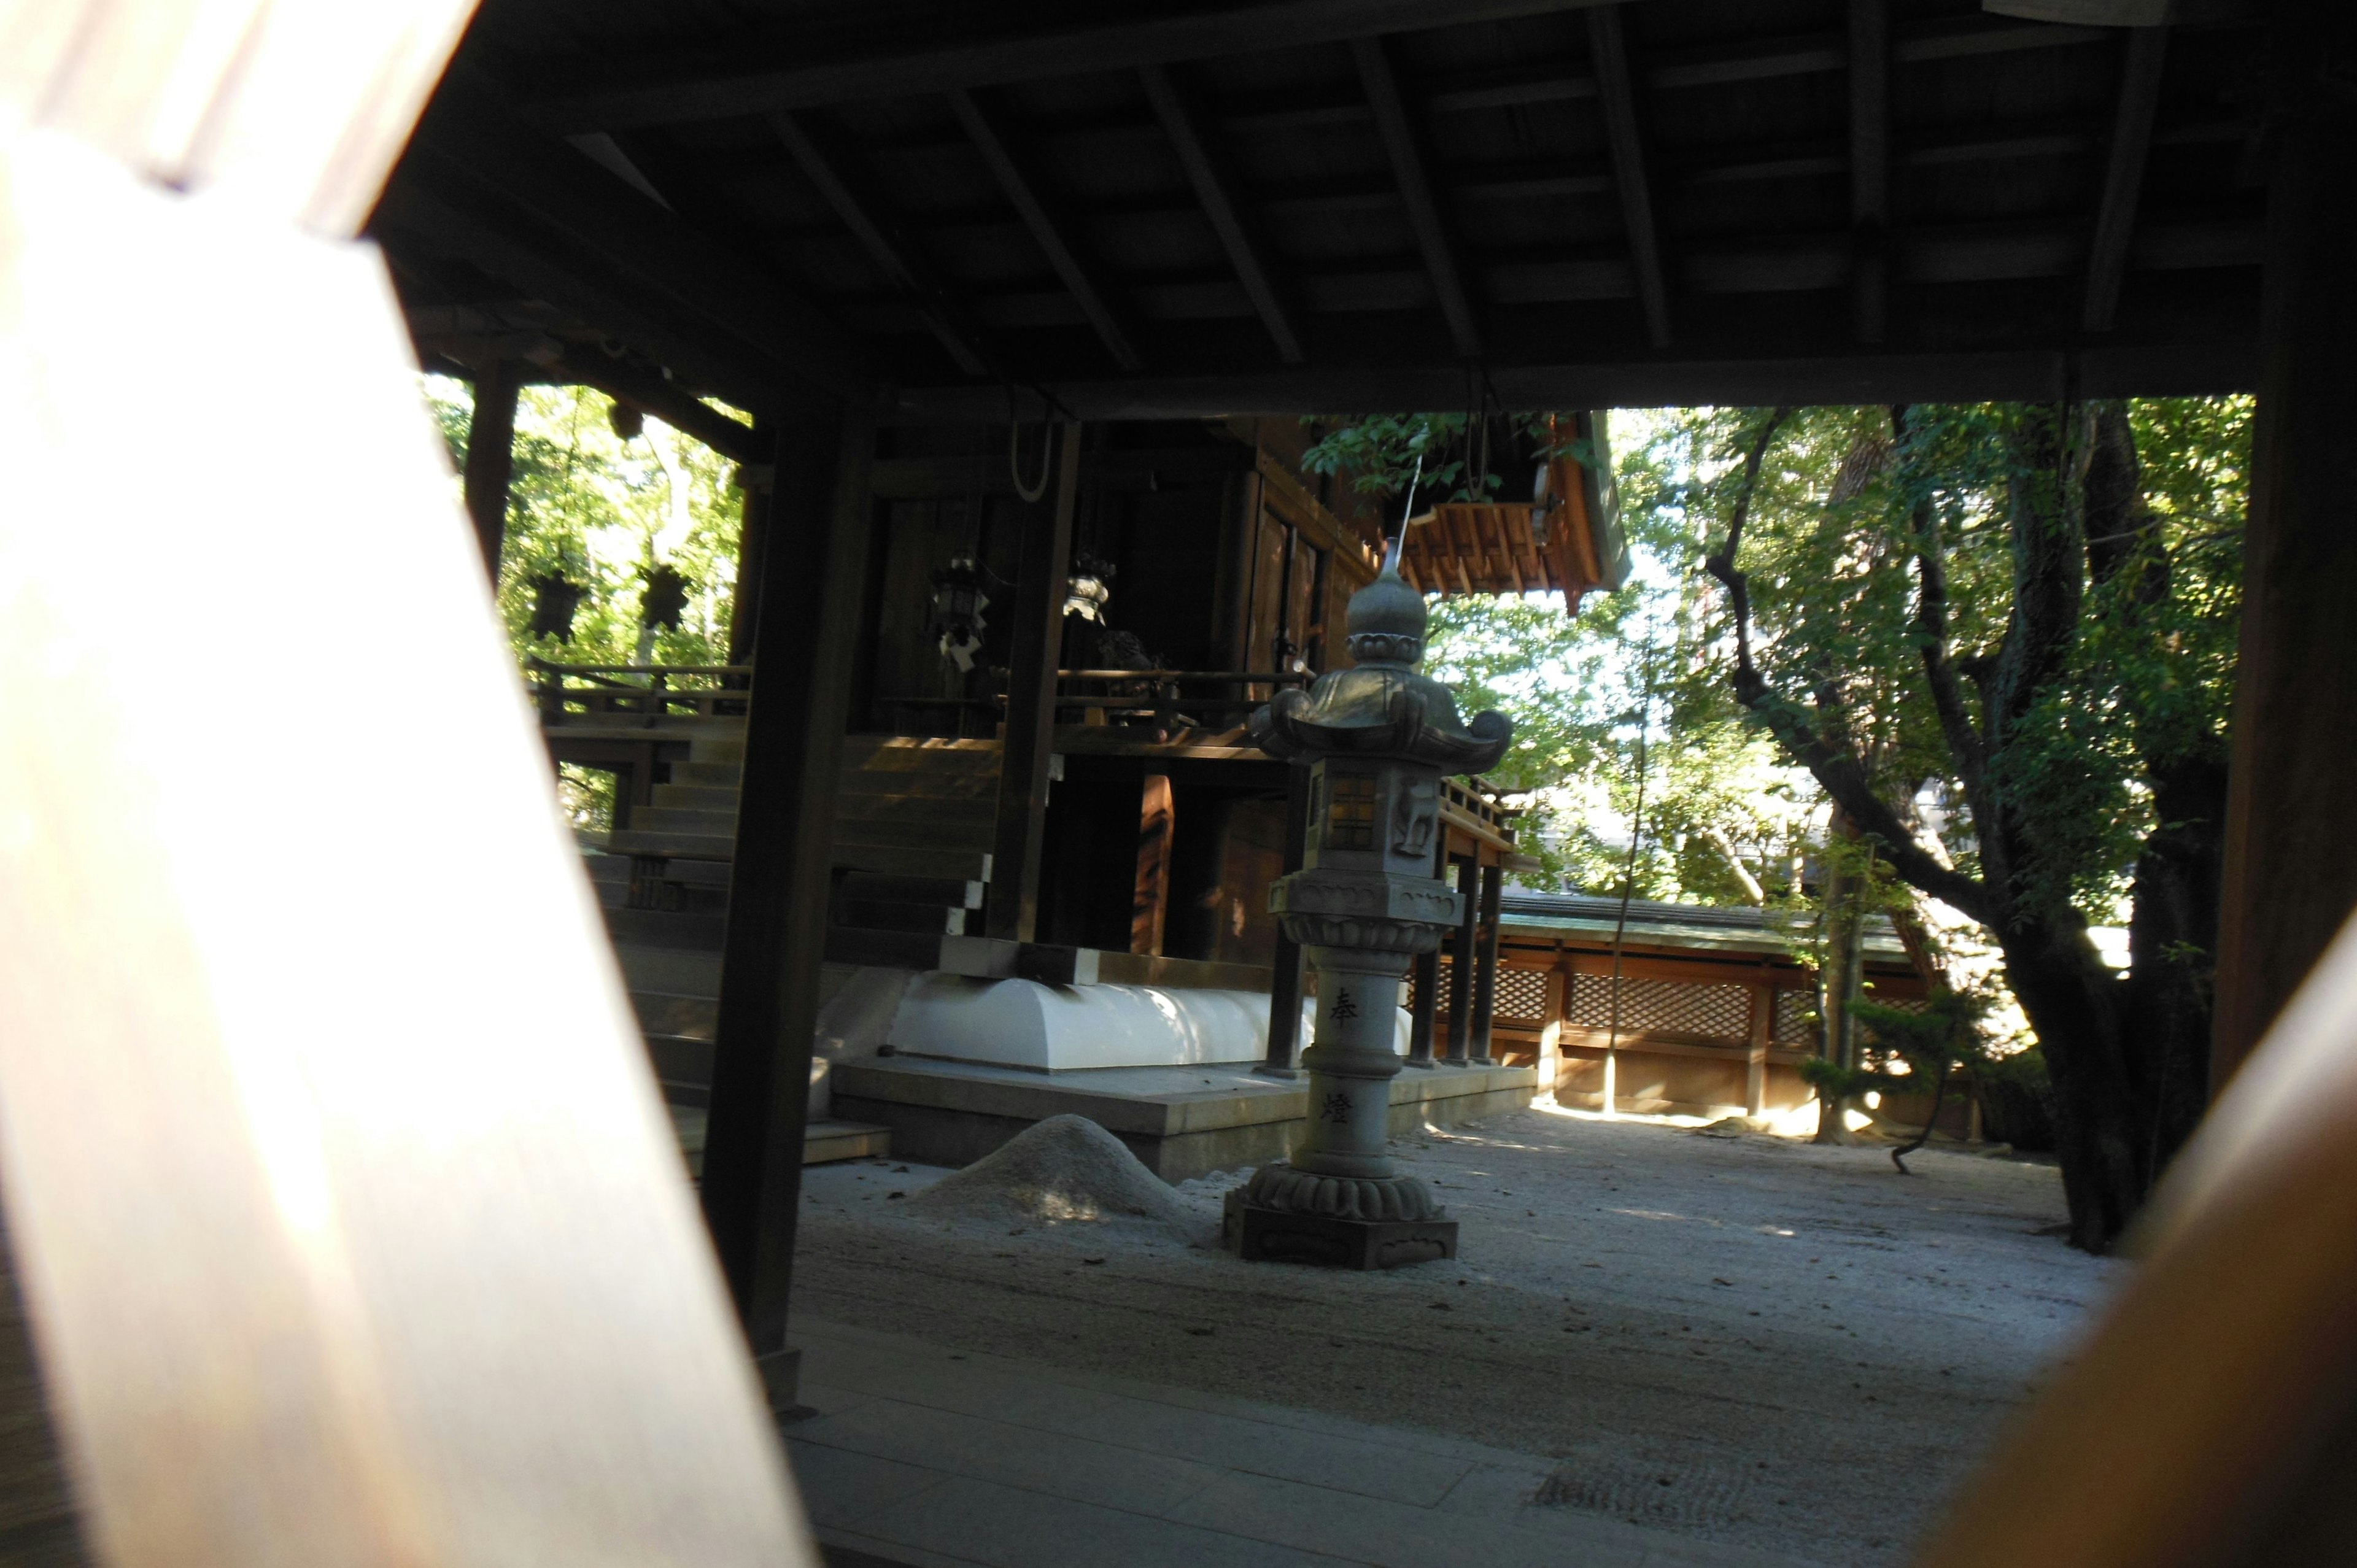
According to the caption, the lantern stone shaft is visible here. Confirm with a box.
[1238,562,1510,1269]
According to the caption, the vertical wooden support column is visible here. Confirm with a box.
[1131,771,1176,955]
[1444,857,1479,1062]
[462,358,522,579]
[1746,982,1771,1117]
[1469,862,1503,1065]
[1538,970,1566,1103]
[1406,828,1445,1067]
[702,401,873,1411]
[2212,14,2357,1095]
[987,422,1082,943]
[726,425,775,666]
[1259,765,1312,1078]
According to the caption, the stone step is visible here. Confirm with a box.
[834,792,997,827]
[822,925,948,970]
[632,805,739,836]
[616,943,720,999]
[604,906,727,952]
[630,989,716,1040]
[644,1032,712,1098]
[605,828,733,861]
[652,782,741,811]
[668,1113,891,1180]
[836,768,1000,801]
[837,899,967,936]
[843,741,1002,777]
[691,734,746,765]
[668,760,742,788]
[838,871,987,910]
[832,815,997,852]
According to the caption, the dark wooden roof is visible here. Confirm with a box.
[377,0,2266,423]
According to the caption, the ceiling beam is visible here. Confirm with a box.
[530,0,1642,133]
[768,110,993,376]
[1139,64,1305,365]
[1849,0,1891,344]
[543,344,767,464]
[948,88,1145,374]
[1352,36,1483,360]
[2082,26,2170,333]
[877,341,2258,423]
[383,86,874,411]
[1586,5,1672,349]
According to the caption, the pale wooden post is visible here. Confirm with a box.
[1746,981,1771,1118]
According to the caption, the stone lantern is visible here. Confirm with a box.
[1237,546,1511,1269]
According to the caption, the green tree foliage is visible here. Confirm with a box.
[424,376,746,670]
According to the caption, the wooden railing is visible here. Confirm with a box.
[878,668,1312,738]
[529,659,753,726]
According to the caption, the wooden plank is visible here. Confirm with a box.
[770,110,992,376]
[949,91,1144,374]
[987,423,1083,940]
[0,125,812,1564]
[2081,27,2170,333]
[1140,64,1305,365]
[1587,4,1673,348]
[390,83,875,406]
[543,342,765,464]
[0,0,477,236]
[528,0,1638,131]
[1352,36,1483,359]
[703,406,874,1408]
[1848,0,1890,344]
[461,358,521,577]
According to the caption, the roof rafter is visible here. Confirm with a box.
[1139,63,1305,365]
[1352,35,1483,360]
[1586,4,1671,349]
[531,0,1639,133]
[769,109,993,377]
[948,88,1145,374]
[2082,26,2170,333]
[1849,0,1891,344]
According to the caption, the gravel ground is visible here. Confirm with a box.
[793,1103,2124,1567]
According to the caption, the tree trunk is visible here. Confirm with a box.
[1814,811,1866,1145]
[2122,753,2227,1186]
[1993,914,2145,1251]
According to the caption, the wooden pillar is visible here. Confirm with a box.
[1746,981,1771,1117]
[725,428,775,666]
[1406,824,1445,1068]
[700,401,873,1411]
[1259,765,1312,1078]
[462,358,522,580]
[1469,861,1503,1065]
[987,422,1082,943]
[2213,9,2357,1095]
[1538,969,1566,1103]
[1131,771,1175,956]
[1444,856,1479,1062]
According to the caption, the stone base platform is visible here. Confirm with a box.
[1233,1201,1459,1270]
[828,1056,1536,1182]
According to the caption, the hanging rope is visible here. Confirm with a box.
[1006,384,1054,503]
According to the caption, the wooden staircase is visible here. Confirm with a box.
[586,728,1010,1170]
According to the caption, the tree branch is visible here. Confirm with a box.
[1706,407,1997,927]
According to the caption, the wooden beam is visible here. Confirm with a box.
[1139,64,1305,364]
[387,83,874,408]
[878,339,2259,422]
[703,401,875,1405]
[1352,36,1483,360]
[544,341,765,463]
[948,90,1144,374]
[1848,0,1891,345]
[1587,4,1673,349]
[462,357,521,577]
[769,110,992,377]
[533,0,1641,132]
[2082,26,2171,333]
[987,423,1084,941]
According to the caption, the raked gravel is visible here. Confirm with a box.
[794,1103,2124,1567]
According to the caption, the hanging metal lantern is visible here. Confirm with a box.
[608,400,644,441]
[527,573,587,643]
[640,563,691,631]
[1064,550,1115,622]
[927,554,990,673]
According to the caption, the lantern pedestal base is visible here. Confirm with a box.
[1230,1200,1457,1270]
